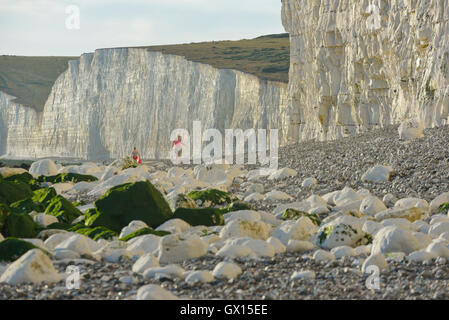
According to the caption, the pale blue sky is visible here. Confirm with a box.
[0,0,285,57]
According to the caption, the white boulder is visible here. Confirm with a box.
[286,240,315,253]
[331,246,356,259]
[360,196,387,216]
[220,219,271,240]
[398,118,424,140]
[119,221,150,239]
[266,237,286,254]
[136,284,178,300]
[334,187,364,206]
[33,214,59,228]
[156,219,191,234]
[212,262,242,280]
[184,271,214,284]
[264,190,293,201]
[143,265,185,280]
[240,239,275,258]
[302,177,318,188]
[244,193,265,202]
[361,165,394,183]
[430,192,449,213]
[313,249,336,262]
[371,226,422,255]
[29,159,58,177]
[290,271,316,280]
[216,244,252,259]
[132,254,160,274]
[375,207,423,222]
[127,234,161,256]
[0,249,61,285]
[361,254,389,274]
[158,234,207,264]
[428,222,449,238]
[268,168,297,181]
[272,217,317,245]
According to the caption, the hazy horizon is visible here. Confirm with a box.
[0,0,285,57]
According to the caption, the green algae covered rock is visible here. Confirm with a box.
[437,203,449,213]
[38,173,98,184]
[119,227,170,242]
[9,187,58,215]
[175,194,197,209]
[281,208,322,226]
[9,198,42,215]
[0,203,10,231]
[0,178,33,206]
[3,212,41,238]
[4,172,34,184]
[221,201,253,213]
[187,189,238,206]
[0,238,39,262]
[32,187,57,208]
[84,208,101,227]
[74,226,117,241]
[44,195,82,224]
[5,172,40,191]
[172,207,225,227]
[92,181,173,232]
[45,222,73,231]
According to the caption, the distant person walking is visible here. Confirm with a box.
[131,147,142,164]
[172,135,183,158]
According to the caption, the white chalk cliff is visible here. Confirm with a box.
[2,0,449,160]
[282,0,449,141]
[0,49,289,160]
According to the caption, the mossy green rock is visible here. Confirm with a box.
[5,173,42,191]
[187,189,238,206]
[0,238,39,262]
[9,198,42,215]
[3,212,41,238]
[5,172,34,184]
[84,208,101,227]
[173,207,225,226]
[38,173,98,184]
[46,222,73,230]
[281,208,322,226]
[438,203,449,213]
[0,178,33,206]
[32,187,57,208]
[0,203,10,231]
[9,187,58,215]
[44,195,82,224]
[221,201,253,213]
[75,226,117,241]
[92,181,173,232]
[175,194,196,209]
[119,227,170,242]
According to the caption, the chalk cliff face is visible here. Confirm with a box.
[0,49,289,160]
[282,0,449,141]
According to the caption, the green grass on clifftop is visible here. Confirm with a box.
[138,33,290,83]
[0,56,78,112]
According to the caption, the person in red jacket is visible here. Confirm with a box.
[172,135,183,158]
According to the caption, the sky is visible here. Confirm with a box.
[0,0,285,57]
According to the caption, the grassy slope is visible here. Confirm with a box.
[0,34,289,112]
[0,56,77,112]
[140,33,290,83]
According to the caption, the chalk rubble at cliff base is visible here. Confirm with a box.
[0,125,448,300]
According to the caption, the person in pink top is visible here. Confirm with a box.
[172,135,183,158]
[131,147,142,164]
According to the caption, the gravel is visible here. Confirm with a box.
[1,124,449,300]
